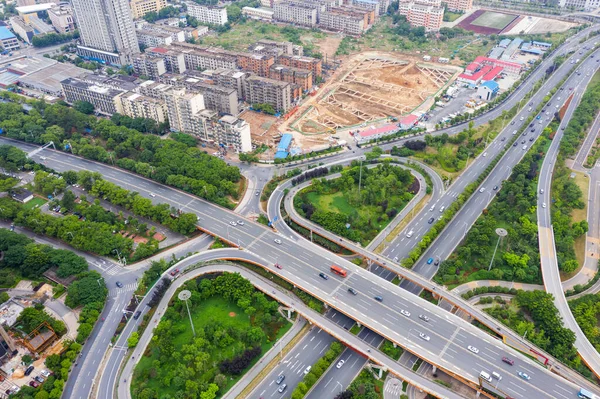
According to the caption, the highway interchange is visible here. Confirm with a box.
[2,24,600,399]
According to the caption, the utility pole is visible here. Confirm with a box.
[178,290,195,337]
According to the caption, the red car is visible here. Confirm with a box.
[169,268,180,276]
[275,264,282,269]
[29,380,40,388]
[502,357,514,366]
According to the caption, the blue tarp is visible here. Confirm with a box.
[275,150,289,159]
[277,134,293,151]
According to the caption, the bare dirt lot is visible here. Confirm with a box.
[291,52,460,134]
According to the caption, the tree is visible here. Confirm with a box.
[73,100,95,115]
[61,190,76,211]
[128,332,139,348]
[65,271,108,308]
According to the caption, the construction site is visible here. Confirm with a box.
[291,53,461,135]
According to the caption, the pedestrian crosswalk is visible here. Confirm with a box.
[384,379,403,398]
[109,282,137,297]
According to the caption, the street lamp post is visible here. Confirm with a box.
[488,228,508,271]
[178,290,196,337]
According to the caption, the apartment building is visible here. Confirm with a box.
[350,0,380,16]
[250,39,302,56]
[398,0,443,31]
[273,2,318,27]
[130,0,167,19]
[138,79,172,98]
[47,5,75,34]
[9,16,34,44]
[201,68,249,100]
[278,54,322,82]
[61,77,124,115]
[245,75,292,112]
[559,0,600,10]
[376,0,390,14]
[163,87,251,152]
[319,7,373,35]
[132,53,167,79]
[195,111,252,153]
[0,27,20,51]
[72,0,139,65]
[236,52,274,77]
[260,0,282,7]
[185,2,228,25]
[164,87,205,133]
[137,23,186,43]
[242,6,274,20]
[269,64,313,91]
[444,0,472,11]
[116,92,168,123]
[158,73,240,116]
[146,47,187,74]
[170,42,238,71]
[137,30,172,47]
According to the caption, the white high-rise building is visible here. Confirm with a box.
[72,0,140,65]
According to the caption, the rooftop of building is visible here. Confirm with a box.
[15,2,56,14]
[481,80,499,90]
[278,133,293,151]
[137,29,172,39]
[278,54,320,63]
[399,114,419,125]
[247,75,291,87]
[19,60,88,93]
[358,124,399,139]
[0,26,15,41]
[270,64,312,75]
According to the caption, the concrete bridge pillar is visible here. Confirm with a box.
[431,366,436,374]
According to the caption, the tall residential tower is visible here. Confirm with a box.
[72,0,140,65]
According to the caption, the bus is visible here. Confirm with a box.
[578,388,600,399]
[330,265,347,278]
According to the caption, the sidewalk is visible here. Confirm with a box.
[223,316,307,399]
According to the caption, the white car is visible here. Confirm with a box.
[229,221,237,226]
[419,333,430,341]
[468,345,479,354]
[40,370,51,378]
[400,309,411,317]
[150,193,156,197]
[542,203,547,208]
[237,220,244,226]
[274,239,282,244]
[479,187,486,193]
[336,359,345,369]
[482,152,487,157]
[419,314,430,322]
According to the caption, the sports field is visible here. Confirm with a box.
[471,11,516,29]
[458,10,519,35]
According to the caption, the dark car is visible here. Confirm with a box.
[493,186,498,190]
[29,381,39,388]
[434,258,440,266]
[348,287,358,295]
[24,365,34,376]
[133,310,142,320]
[513,142,518,147]
[374,295,383,302]
[502,357,515,366]
[116,281,123,288]
[529,137,534,141]
[319,273,329,280]
[530,128,535,132]
[428,217,435,224]
[34,376,44,383]
[529,123,534,127]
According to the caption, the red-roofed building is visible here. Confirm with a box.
[356,124,399,143]
[457,64,493,84]
[482,66,503,82]
[399,114,419,130]
[472,56,521,75]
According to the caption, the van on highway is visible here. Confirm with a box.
[479,371,493,383]
[492,371,502,381]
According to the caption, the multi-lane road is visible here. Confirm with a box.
[1,24,599,399]
[537,57,600,379]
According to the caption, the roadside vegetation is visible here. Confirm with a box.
[289,342,343,399]
[0,101,242,208]
[294,162,416,246]
[435,130,552,286]
[485,290,591,378]
[131,272,291,399]
[335,369,384,399]
[569,293,600,353]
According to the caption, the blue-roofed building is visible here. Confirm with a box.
[498,39,511,48]
[520,43,542,56]
[0,26,19,51]
[532,41,551,49]
[501,38,523,61]
[477,80,499,101]
[488,47,505,59]
[275,133,293,159]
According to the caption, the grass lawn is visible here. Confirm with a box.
[471,11,516,30]
[199,20,327,53]
[444,11,463,22]
[23,197,46,210]
[134,296,291,397]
